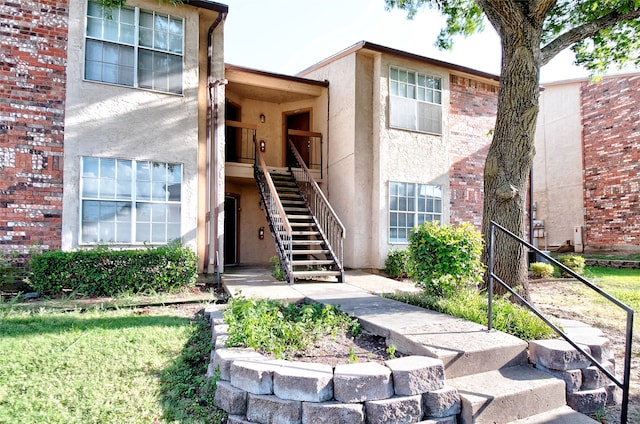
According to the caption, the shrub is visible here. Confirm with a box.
[29,242,198,296]
[408,221,484,297]
[530,262,554,278]
[269,256,286,281]
[558,255,585,276]
[384,249,412,279]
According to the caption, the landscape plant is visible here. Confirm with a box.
[408,221,484,296]
[530,262,555,278]
[384,248,412,279]
[223,296,360,359]
[558,254,586,276]
[28,241,198,296]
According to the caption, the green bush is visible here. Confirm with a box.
[558,255,585,276]
[408,221,484,296]
[269,256,286,281]
[28,242,198,297]
[384,249,412,279]
[530,262,554,278]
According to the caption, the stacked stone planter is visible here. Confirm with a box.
[205,306,460,424]
[529,320,620,415]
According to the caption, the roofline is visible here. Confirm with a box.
[298,40,500,83]
[225,63,330,87]
[185,0,228,13]
[541,70,640,87]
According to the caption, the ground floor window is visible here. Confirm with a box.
[80,157,182,244]
[389,181,442,243]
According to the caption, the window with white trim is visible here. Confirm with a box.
[389,66,442,134]
[80,157,182,244]
[85,0,184,94]
[389,182,442,243]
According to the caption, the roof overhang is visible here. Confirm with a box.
[225,64,328,103]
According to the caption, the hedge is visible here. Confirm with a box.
[29,242,198,296]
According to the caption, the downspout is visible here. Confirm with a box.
[204,11,227,277]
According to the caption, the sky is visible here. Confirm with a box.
[221,0,602,83]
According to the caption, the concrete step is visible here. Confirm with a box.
[292,260,334,266]
[292,270,341,279]
[450,365,567,424]
[508,405,600,423]
[289,249,329,255]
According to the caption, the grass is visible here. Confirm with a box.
[0,301,225,424]
[387,288,555,341]
[584,266,640,311]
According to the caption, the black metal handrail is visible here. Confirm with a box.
[287,140,345,280]
[253,140,293,284]
[488,220,634,424]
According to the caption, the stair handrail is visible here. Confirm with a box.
[287,139,345,271]
[488,220,634,424]
[253,140,293,283]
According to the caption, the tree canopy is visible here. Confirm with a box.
[387,0,640,74]
[385,0,640,301]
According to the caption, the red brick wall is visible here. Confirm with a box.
[582,75,640,249]
[448,75,497,228]
[0,0,68,266]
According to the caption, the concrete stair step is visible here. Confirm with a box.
[507,405,600,423]
[291,240,324,245]
[289,249,329,255]
[292,260,334,266]
[292,270,341,279]
[449,365,567,424]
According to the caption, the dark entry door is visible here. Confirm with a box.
[225,101,241,162]
[224,195,238,266]
[286,112,310,167]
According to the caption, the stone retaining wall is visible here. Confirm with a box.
[584,259,640,269]
[204,307,459,424]
[529,320,621,415]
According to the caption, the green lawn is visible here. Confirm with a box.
[584,266,640,312]
[0,303,224,424]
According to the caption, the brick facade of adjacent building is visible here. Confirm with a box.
[582,75,640,250]
[448,74,497,228]
[0,0,68,269]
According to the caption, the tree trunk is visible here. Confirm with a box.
[481,23,543,303]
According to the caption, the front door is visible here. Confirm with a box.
[224,194,238,266]
[285,111,310,167]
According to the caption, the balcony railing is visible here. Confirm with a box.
[226,120,256,163]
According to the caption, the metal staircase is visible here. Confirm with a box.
[254,140,345,284]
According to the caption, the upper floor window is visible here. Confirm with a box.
[85,0,184,94]
[389,181,442,243]
[80,157,182,244]
[389,66,442,135]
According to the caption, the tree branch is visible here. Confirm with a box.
[541,6,640,65]
[531,0,557,24]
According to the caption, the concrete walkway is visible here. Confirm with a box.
[221,267,599,423]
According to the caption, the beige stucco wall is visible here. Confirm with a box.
[304,49,453,269]
[224,72,329,266]
[533,81,584,248]
[62,0,223,270]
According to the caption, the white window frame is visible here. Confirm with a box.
[389,66,443,135]
[84,0,185,94]
[389,181,442,243]
[79,156,182,245]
